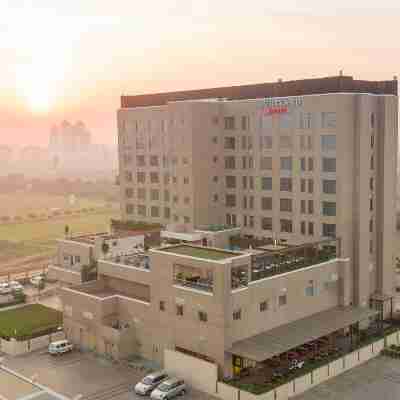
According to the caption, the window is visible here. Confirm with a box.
[241,115,249,130]
[212,116,219,125]
[308,157,314,171]
[308,200,314,214]
[370,112,375,129]
[249,176,254,190]
[150,172,159,184]
[321,135,336,152]
[301,221,306,235]
[242,156,247,169]
[226,176,237,189]
[259,301,269,312]
[371,134,374,149]
[280,219,293,233]
[262,177,272,190]
[370,155,374,170]
[136,155,146,166]
[308,179,314,194]
[173,195,178,204]
[322,201,336,216]
[262,217,273,231]
[164,173,170,185]
[225,156,236,169]
[213,156,218,163]
[249,216,254,228]
[300,157,306,172]
[212,136,218,144]
[164,207,170,219]
[224,116,235,130]
[242,176,247,189]
[249,196,254,209]
[280,177,292,192]
[370,239,373,254]
[322,223,336,237]
[122,172,133,184]
[150,189,159,201]
[301,200,306,214]
[164,190,170,202]
[322,157,336,173]
[198,311,208,322]
[224,137,236,150]
[182,157,189,165]
[305,280,315,297]
[248,157,254,169]
[308,222,314,236]
[307,135,313,150]
[261,197,272,210]
[137,172,145,183]
[151,206,159,217]
[260,136,273,149]
[299,112,312,129]
[183,177,189,184]
[278,294,287,306]
[213,176,218,183]
[150,155,159,166]
[279,136,292,149]
[137,188,146,200]
[176,305,183,316]
[369,219,373,233]
[184,197,190,205]
[280,198,293,212]
[160,301,165,311]
[213,194,218,202]
[321,112,337,128]
[370,197,373,211]
[233,309,242,320]
[137,205,146,217]
[323,180,336,194]
[226,194,236,207]
[260,157,273,170]
[370,177,374,191]
[301,179,306,193]
[184,216,191,224]
[280,157,292,171]
[279,114,291,129]
[126,204,134,214]
[125,188,133,198]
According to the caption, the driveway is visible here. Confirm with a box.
[3,350,217,400]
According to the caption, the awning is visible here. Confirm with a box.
[227,306,378,362]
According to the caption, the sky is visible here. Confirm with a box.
[1,0,399,146]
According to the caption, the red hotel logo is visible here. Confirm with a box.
[263,106,289,115]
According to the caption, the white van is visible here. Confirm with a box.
[48,340,73,355]
[0,283,12,295]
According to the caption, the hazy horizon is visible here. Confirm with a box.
[1,1,400,146]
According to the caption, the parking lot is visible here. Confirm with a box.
[2,350,217,400]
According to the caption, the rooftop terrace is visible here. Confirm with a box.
[160,244,241,261]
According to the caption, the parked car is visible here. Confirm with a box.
[0,283,12,295]
[9,281,23,292]
[48,340,73,355]
[30,276,44,287]
[150,378,186,400]
[134,371,169,395]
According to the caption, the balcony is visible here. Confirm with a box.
[251,238,339,282]
[173,264,214,293]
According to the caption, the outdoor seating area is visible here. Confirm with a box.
[251,239,339,281]
[112,251,150,270]
[173,264,214,293]
[231,266,249,290]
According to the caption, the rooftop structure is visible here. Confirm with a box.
[159,244,241,261]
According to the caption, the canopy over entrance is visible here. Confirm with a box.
[227,306,378,362]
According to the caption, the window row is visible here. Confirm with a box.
[125,204,190,223]
[127,172,190,185]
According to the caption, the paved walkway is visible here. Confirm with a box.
[294,356,400,400]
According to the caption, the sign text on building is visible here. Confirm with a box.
[262,96,303,115]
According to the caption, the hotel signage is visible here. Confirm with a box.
[262,96,303,115]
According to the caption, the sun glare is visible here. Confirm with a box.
[26,91,53,113]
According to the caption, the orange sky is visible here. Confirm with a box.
[1,2,399,146]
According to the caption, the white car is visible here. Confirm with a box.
[30,276,44,287]
[0,283,12,295]
[134,371,169,395]
[9,281,23,292]
[48,340,73,355]
[150,378,186,400]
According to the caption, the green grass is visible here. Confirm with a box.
[0,304,62,340]
[161,245,240,260]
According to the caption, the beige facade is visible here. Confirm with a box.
[117,77,398,306]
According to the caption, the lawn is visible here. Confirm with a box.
[161,245,239,260]
[0,304,62,340]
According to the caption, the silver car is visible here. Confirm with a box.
[150,378,186,400]
[134,371,169,396]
